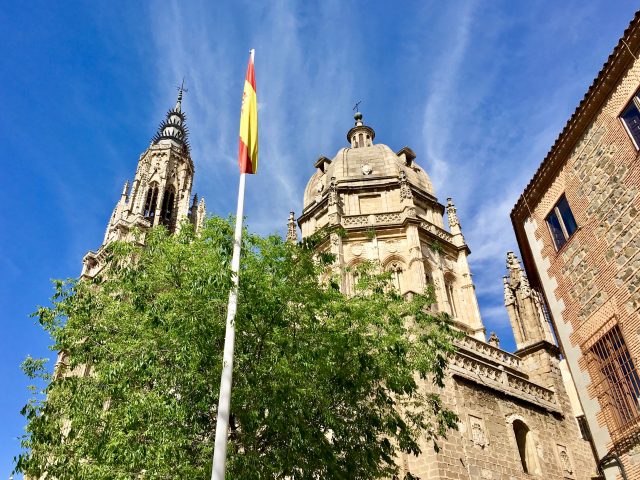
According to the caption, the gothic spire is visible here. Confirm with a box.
[152,82,190,153]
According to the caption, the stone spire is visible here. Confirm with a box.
[446,197,465,246]
[286,211,298,243]
[82,85,202,278]
[152,82,190,153]
[503,251,554,350]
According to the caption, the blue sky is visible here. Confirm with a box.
[0,1,636,475]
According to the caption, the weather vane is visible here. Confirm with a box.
[177,77,188,95]
[353,100,362,113]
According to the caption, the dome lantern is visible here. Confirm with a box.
[347,111,375,148]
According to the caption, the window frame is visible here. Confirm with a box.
[620,91,640,150]
[545,194,578,251]
[588,324,640,443]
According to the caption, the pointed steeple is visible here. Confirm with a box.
[152,81,190,153]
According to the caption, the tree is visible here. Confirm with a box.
[17,217,460,480]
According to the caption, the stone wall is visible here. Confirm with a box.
[403,375,595,479]
[525,48,640,478]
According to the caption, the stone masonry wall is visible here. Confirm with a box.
[529,52,640,477]
[404,376,595,479]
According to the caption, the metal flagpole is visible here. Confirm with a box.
[211,171,247,480]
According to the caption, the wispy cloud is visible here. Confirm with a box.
[147,0,360,235]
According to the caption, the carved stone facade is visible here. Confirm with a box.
[82,88,205,278]
[512,11,640,479]
[294,114,597,479]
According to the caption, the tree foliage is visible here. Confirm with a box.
[17,217,460,479]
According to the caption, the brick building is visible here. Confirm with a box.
[511,10,640,479]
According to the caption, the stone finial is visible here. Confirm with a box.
[121,180,130,199]
[196,197,206,232]
[446,198,460,229]
[506,251,521,271]
[399,170,413,199]
[488,332,500,348]
[503,276,515,305]
[286,211,298,243]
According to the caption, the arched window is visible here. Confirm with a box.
[385,261,404,293]
[444,275,458,318]
[143,184,159,224]
[424,265,437,311]
[159,186,176,227]
[513,420,539,474]
[358,133,364,148]
[347,265,362,296]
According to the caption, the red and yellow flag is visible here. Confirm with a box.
[238,50,258,174]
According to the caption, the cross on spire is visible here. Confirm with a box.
[353,100,362,113]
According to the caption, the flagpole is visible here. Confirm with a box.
[211,171,246,480]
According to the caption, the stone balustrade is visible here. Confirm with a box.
[456,334,523,369]
[449,348,559,413]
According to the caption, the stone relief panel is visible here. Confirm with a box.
[469,415,488,448]
[555,444,574,478]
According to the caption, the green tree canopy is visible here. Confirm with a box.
[17,217,459,479]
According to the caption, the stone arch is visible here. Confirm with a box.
[159,184,177,229]
[382,255,407,293]
[443,271,459,318]
[143,182,160,224]
[506,415,541,475]
[422,260,438,309]
[345,258,366,296]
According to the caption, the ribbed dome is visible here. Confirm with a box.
[303,143,435,212]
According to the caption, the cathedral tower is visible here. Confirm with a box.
[298,112,485,340]
[82,87,206,278]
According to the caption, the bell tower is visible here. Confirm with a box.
[82,86,206,278]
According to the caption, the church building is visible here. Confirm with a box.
[79,90,600,478]
[294,112,599,479]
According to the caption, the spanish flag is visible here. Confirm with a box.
[238,50,258,174]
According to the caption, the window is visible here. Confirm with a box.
[445,280,457,318]
[546,194,577,250]
[159,187,176,227]
[143,184,159,223]
[576,415,592,442]
[589,325,640,440]
[513,420,540,474]
[621,92,640,148]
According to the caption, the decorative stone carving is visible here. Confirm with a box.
[557,444,573,476]
[470,415,487,448]
[399,170,413,199]
[488,332,500,348]
[361,163,372,175]
[350,243,363,256]
[328,177,341,208]
[446,198,460,228]
[286,211,298,243]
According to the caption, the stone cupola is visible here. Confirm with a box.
[297,111,485,340]
[347,111,375,148]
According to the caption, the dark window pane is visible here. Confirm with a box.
[557,195,577,237]
[622,101,640,147]
[546,210,566,250]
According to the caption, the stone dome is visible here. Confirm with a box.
[303,142,435,212]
